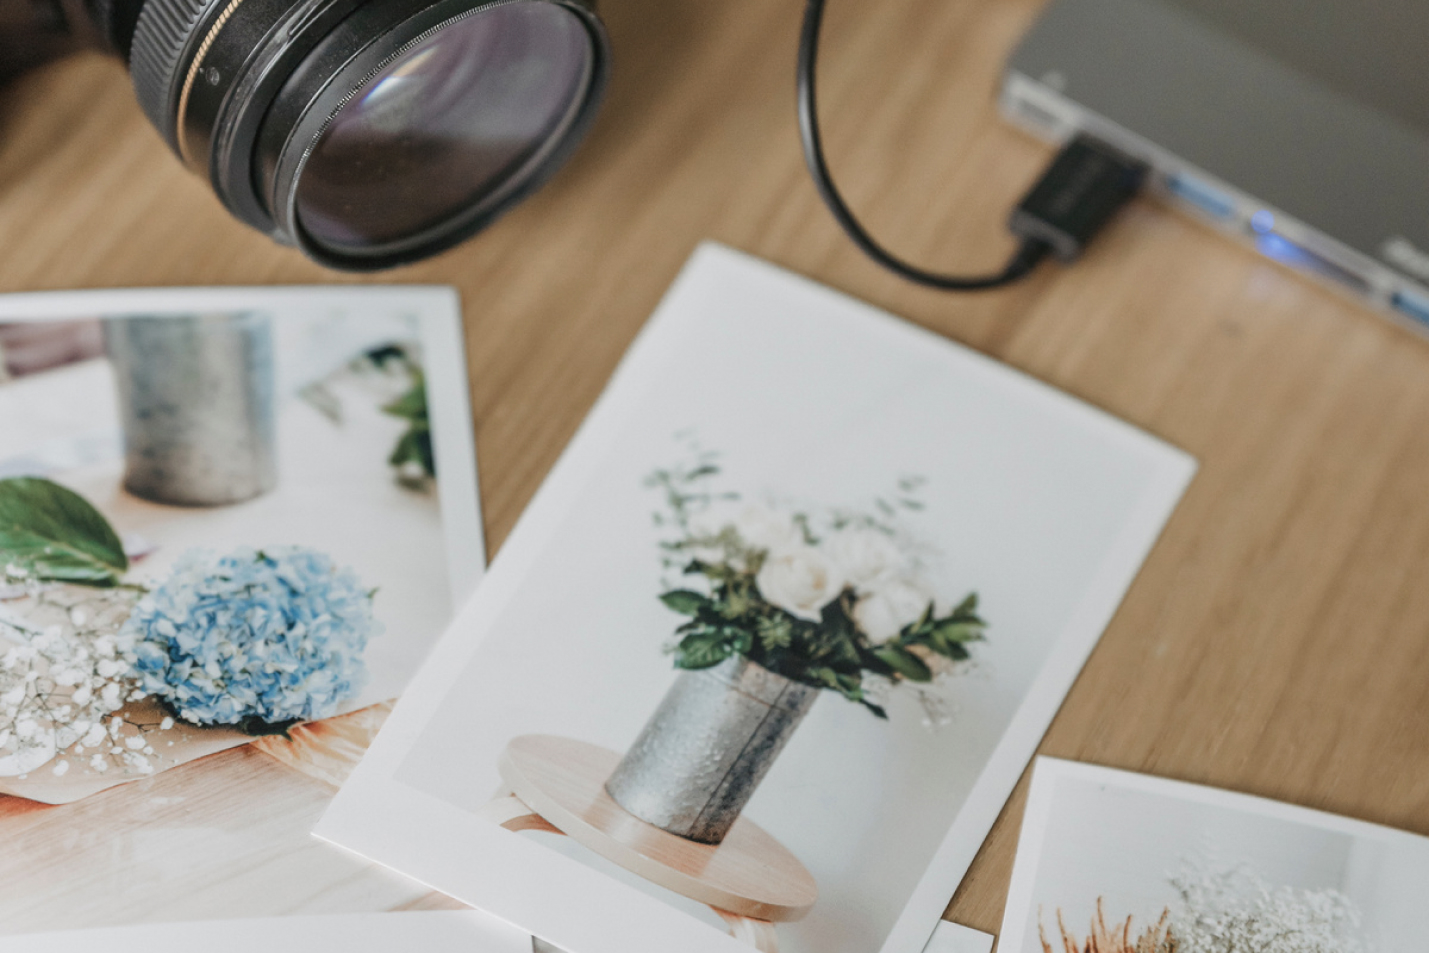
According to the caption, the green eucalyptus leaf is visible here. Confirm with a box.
[933,620,985,644]
[0,477,128,586]
[660,589,710,616]
[873,645,933,682]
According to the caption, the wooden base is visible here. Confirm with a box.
[480,793,781,953]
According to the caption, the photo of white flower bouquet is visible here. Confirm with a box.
[332,246,1198,953]
[647,450,986,720]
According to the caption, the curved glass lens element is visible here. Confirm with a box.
[295,2,593,252]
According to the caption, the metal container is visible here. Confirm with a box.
[605,655,818,845]
[105,313,277,506]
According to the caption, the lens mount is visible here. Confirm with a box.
[128,0,609,270]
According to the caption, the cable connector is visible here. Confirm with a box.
[797,0,1149,291]
[1008,135,1148,261]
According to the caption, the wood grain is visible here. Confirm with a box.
[497,735,818,922]
[1,0,1428,944]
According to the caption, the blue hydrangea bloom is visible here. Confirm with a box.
[121,546,380,726]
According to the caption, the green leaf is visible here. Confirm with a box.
[660,589,710,616]
[729,628,754,656]
[383,375,436,480]
[933,621,985,644]
[804,666,844,690]
[951,592,980,617]
[0,477,128,586]
[873,645,933,682]
[912,601,936,633]
[673,631,733,669]
[381,380,428,422]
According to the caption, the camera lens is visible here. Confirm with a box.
[295,3,593,254]
[119,0,608,270]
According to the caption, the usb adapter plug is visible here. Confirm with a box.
[1008,135,1149,261]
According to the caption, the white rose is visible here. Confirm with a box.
[825,528,905,589]
[756,546,847,621]
[853,577,935,643]
[733,505,804,554]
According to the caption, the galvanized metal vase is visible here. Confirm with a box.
[604,655,817,845]
[105,313,277,507]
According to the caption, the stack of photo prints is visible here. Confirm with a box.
[1,246,1422,953]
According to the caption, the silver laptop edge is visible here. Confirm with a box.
[1003,0,1429,337]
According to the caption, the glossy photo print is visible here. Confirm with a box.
[0,286,483,931]
[317,245,1197,953]
[1000,759,1429,953]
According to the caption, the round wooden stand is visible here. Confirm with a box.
[478,734,819,953]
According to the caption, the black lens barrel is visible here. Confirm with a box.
[121,0,608,269]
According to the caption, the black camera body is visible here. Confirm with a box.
[1,0,610,270]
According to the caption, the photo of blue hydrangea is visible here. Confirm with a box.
[122,547,381,729]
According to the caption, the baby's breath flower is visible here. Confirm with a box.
[1169,863,1368,953]
[0,585,143,777]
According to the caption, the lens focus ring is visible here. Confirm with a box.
[129,0,216,148]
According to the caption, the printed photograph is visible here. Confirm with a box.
[317,245,1197,953]
[14,911,531,953]
[0,288,483,930]
[1001,759,1429,953]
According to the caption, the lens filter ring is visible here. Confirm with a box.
[255,0,609,269]
[126,0,609,269]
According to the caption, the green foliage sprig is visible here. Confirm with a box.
[663,579,984,718]
[369,345,435,485]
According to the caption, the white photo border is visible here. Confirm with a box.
[316,245,1198,953]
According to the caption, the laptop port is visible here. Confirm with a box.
[1254,232,1371,296]
[1391,288,1429,327]
[1166,172,1237,221]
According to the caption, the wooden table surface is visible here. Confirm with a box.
[3,0,1429,943]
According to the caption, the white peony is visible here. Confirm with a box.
[756,545,847,621]
[825,528,906,590]
[853,577,935,643]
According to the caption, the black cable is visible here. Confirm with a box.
[797,0,1052,290]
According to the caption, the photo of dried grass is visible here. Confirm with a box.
[1003,761,1429,953]
[1040,901,1176,953]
